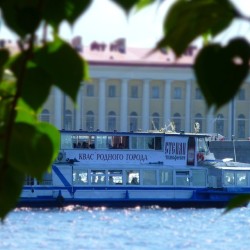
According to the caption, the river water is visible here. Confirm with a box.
[1,206,250,250]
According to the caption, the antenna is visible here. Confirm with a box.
[232,135,237,162]
[151,120,156,130]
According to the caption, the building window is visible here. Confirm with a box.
[195,88,203,100]
[173,113,181,132]
[108,85,116,97]
[195,113,203,132]
[86,84,94,97]
[173,87,182,99]
[86,111,94,131]
[40,109,50,123]
[65,110,72,130]
[238,114,245,139]
[129,112,138,131]
[215,114,224,135]
[108,111,116,131]
[151,112,160,130]
[152,86,159,99]
[238,89,245,100]
[131,86,138,98]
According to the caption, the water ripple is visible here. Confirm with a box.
[1,206,250,250]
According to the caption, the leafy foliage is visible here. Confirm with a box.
[194,38,250,110]
[0,0,249,219]
[223,194,250,214]
[0,0,89,219]
[156,0,239,56]
[155,0,250,112]
[41,0,92,30]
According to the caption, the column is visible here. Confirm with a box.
[98,78,106,131]
[229,97,236,138]
[75,83,83,129]
[54,87,63,129]
[185,79,191,132]
[206,109,214,133]
[142,79,150,131]
[164,80,171,127]
[120,78,128,131]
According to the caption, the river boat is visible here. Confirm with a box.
[19,128,250,208]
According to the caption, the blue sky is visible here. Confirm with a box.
[1,0,250,48]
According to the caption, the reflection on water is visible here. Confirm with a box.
[1,206,250,250]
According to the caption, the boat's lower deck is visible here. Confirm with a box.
[19,186,250,208]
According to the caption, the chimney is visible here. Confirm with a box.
[0,39,5,48]
[183,45,196,56]
[110,38,126,53]
[90,41,106,51]
[71,36,83,52]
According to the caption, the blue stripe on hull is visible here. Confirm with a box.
[17,198,233,209]
[18,192,248,209]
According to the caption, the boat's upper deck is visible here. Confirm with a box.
[57,130,213,166]
[60,130,210,150]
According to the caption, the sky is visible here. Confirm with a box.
[1,0,250,48]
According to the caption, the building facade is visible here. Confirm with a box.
[39,39,250,140]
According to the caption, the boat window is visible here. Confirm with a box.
[223,171,235,186]
[176,171,190,186]
[155,137,162,150]
[159,170,173,185]
[236,172,247,186]
[61,133,73,149]
[192,170,206,186]
[91,170,106,185]
[108,136,129,149]
[37,172,52,185]
[142,170,157,185]
[73,169,88,185]
[197,138,209,154]
[72,135,95,149]
[108,170,123,185]
[131,137,137,149]
[96,135,111,149]
[24,176,34,186]
[126,170,140,185]
[131,136,162,150]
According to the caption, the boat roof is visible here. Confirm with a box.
[60,129,210,138]
[201,160,250,170]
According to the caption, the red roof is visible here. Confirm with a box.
[81,45,198,67]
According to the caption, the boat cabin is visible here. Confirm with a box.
[20,130,250,208]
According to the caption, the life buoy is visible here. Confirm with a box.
[57,152,64,161]
[197,152,204,161]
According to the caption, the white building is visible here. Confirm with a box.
[28,38,250,140]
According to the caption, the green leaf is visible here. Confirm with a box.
[157,0,238,56]
[1,0,42,37]
[36,122,60,161]
[15,99,38,124]
[34,38,86,102]
[0,81,16,132]
[112,0,140,13]
[223,194,250,214]
[194,38,250,110]
[8,122,54,179]
[42,0,92,30]
[8,52,53,111]
[0,164,25,220]
[21,64,53,111]
[8,52,27,79]
[135,0,155,11]
[0,49,9,80]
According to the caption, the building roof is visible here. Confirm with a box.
[1,37,198,67]
[80,39,198,67]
